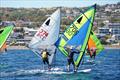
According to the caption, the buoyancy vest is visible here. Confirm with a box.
[42,51,48,58]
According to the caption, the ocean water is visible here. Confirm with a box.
[0,49,120,80]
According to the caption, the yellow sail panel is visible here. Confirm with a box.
[74,8,95,29]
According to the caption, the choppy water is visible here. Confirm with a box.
[0,49,120,80]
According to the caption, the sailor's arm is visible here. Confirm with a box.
[47,52,51,56]
[74,50,85,54]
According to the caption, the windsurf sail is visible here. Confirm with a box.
[55,5,96,67]
[0,26,13,51]
[29,9,60,65]
[87,31,104,57]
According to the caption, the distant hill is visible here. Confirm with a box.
[0,3,120,32]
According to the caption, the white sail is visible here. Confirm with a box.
[29,9,60,65]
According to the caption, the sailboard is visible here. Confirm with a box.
[55,5,96,67]
[37,68,91,74]
[87,31,104,57]
[0,26,13,52]
[29,9,60,65]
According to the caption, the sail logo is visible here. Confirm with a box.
[66,25,77,36]
[36,29,48,40]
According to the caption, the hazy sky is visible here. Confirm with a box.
[0,0,120,8]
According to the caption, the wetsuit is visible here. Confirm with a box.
[5,48,7,52]
[86,48,90,56]
[91,49,96,59]
[67,49,79,71]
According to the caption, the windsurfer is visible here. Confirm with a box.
[66,46,79,72]
[5,48,7,52]
[41,49,51,69]
[86,48,90,55]
[90,48,97,59]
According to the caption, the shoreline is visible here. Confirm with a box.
[7,46,29,50]
[104,45,120,49]
[7,45,120,50]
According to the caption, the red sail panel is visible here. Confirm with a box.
[0,42,7,51]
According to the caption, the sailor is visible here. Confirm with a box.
[86,48,90,55]
[5,48,7,52]
[66,46,79,72]
[90,48,97,59]
[41,48,51,69]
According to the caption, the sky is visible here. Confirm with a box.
[0,0,120,8]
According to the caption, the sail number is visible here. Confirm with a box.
[66,25,77,36]
[36,29,48,40]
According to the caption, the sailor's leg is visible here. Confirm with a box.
[75,66,78,72]
[46,58,51,70]
[5,48,7,52]
[72,61,75,70]
[94,53,96,59]
[46,58,49,65]
[67,59,70,71]
[67,65,70,72]
[42,59,46,70]
[72,60,77,72]
[43,59,46,64]
[93,55,95,59]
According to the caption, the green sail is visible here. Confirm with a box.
[0,26,13,48]
[88,31,104,56]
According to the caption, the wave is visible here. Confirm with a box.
[0,67,91,77]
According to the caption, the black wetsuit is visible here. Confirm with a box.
[67,49,79,65]
[87,48,96,59]
[92,50,96,59]
[5,48,7,52]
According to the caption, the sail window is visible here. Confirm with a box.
[45,19,50,26]
[91,31,93,35]
[77,16,83,23]
[0,30,3,34]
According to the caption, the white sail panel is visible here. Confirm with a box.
[29,9,60,49]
